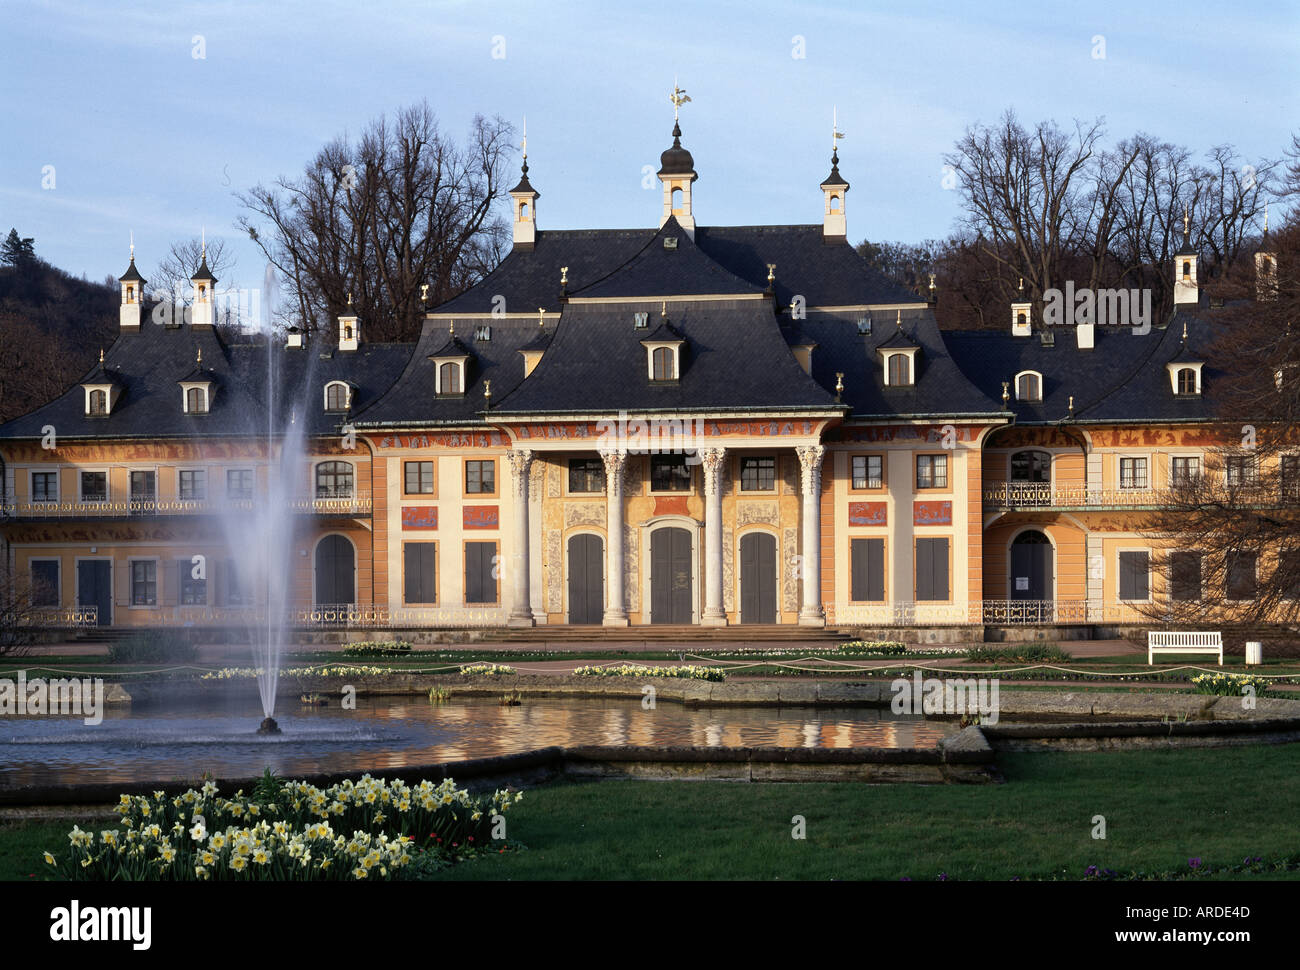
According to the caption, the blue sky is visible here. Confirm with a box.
[2,0,1296,291]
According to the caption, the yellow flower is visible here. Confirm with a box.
[230,855,247,872]
[253,849,269,865]
[43,852,55,866]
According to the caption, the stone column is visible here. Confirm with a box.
[796,444,826,627]
[700,447,727,626]
[601,450,629,626]
[506,449,534,627]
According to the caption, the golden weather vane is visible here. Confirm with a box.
[670,80,691,121]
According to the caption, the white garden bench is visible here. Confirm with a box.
[1147,630,1223,665]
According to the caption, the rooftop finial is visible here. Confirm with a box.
[670,79,691,122]
[1183,204,1190,240]
[766,263,776,283]
[1182,321,1188,341]
[538,306,545,327]
[896,309,902,329]
[201,226,206,260]
[196,347,202,366]
[99,347,104,364]
[834,371,844,403]
[1018,277,1024,295]
[661,300,668,318]
[484,379,492,406]
[522,114,527,160]
[129,230,134,262]
[832,105,845,152]
[560,266,568,286]
[1264,202,1269,235]
[1001,381,1010,404]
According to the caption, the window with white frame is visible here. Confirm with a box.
[178,469,207,501]
[1171,456,1201,485]
[1015,371,1042,402]
[31,471,58,503]
[1119,457,1148,489]
[315,461,354,498]
[80,471,108,503]
[324,381,350,411]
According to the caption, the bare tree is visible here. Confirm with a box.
[151,237,236,305]
[1141,214,1300,630]
[237,101,515,342]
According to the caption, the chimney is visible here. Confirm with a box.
[1011,278,1032,336]
[338,294,359,352]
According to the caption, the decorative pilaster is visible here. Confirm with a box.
[700,447,727,626]
[506,449,534,627]
[796,444,826,626]
[601,450,629,626]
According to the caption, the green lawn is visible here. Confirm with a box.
[7,745,1300,881]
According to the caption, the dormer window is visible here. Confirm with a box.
[438,361,463,395]
[1166,361,1203,395]
[474,325,491,342]
[641,321,685,382]
[1015,371,1043,402]
[186,387,208,413]
[324,381,351,412]
[82,383,117,416]
[652,347,675,380]
[880,349,917,386]
[634,312,649,329]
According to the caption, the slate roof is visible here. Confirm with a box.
[351,320,542,427]
[0,323,414,440]
[118,258,144,283]
[943,306,1224,424]
[491,299,842,415]
[433,223,923,316]
[572,218,763,299]
[792,309,1000,419]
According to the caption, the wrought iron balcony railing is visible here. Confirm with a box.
[0,492,371,518]
[983,483,1170,510]
[829,600,1155,626]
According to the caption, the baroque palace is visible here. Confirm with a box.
[0,110,1270,634]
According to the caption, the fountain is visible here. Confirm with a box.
[215,275,313,732]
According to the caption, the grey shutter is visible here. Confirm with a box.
[851,539,885,602]
[405,543,437,604]
[915,539,932,600]
[466,542,493,604]
[1119,552,1148,600]
[917,538,948,601]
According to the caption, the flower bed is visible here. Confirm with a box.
[837,640,908,656]
[1191,672,1274,697]
[572,663,725,682]
[200,665,391,680]
[44,774,522,882]
[459,663,516,677]
[342,641,413,657]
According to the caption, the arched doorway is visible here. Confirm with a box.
[1010,530,1053,602]
[567,534,604,625]
[315,535,355,605]
[650,527,693,623]
[739,532,777,624]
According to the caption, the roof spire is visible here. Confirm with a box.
[1182,321,1188,341]
[661,300,668,318]
[99,348,104,364]
[896,309,902,329]
[522,114,527,161]
[129,230,134,262]
[670,79,691,122]
[538,306,546,327]
[201,226,206,261]
[832,105,845,153]
[1183,204,1190,244]
[196,347,202,366]
[449,320,455,337]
